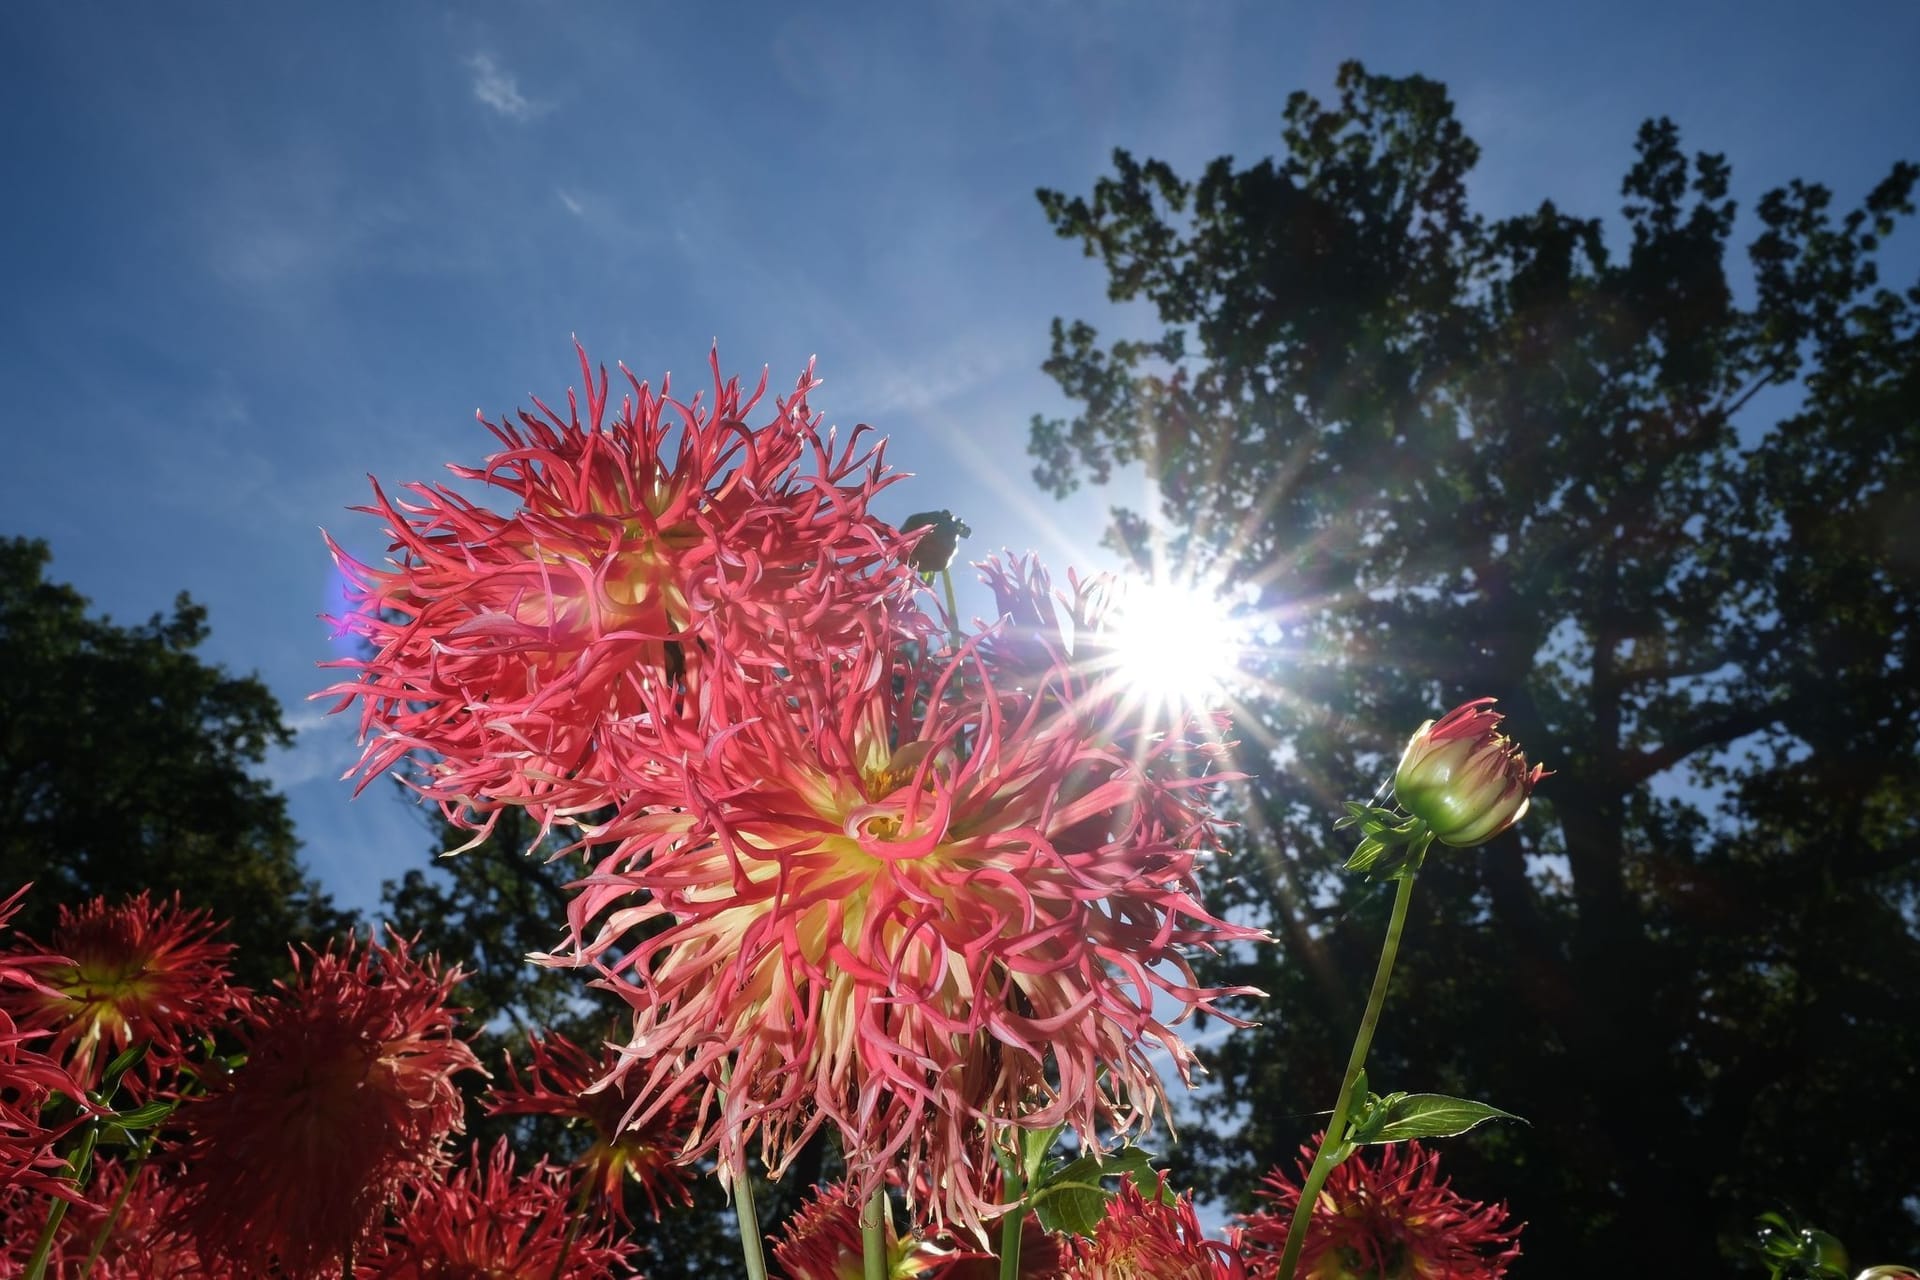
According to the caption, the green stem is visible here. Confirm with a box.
[939,567,962,649]
[860,1186,889,1280]
[1274,866,1420,1280]
[732,1167,770,1280]
[25,1119,102,1280]
[81,1126,159,1277]
[997,1204,1026,1280]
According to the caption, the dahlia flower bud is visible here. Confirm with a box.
[1393,698,1550,848]
[902,509,971,574]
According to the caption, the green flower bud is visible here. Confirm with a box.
[1393,698,1550,848]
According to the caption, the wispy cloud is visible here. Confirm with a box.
[261,706,352,792]
[466,52,539,120]
[555,188,584,217]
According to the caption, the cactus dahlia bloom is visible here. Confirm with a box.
[321,344,921,835]
[1239,1137,1522,1280]
[564,558,1265,1237]
[483,1029,694,1221]
[177,937,481,1279]
[1392,699,1550,848]
[359,1140,638,1280]
[0,892,242,1093]
[771,1183,953,1280]
[14,1157,226,1280]
[2,886,89,1206]
[1065,1177,1247,1280]
[932,1212,1063,1280]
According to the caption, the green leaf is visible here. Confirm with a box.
[1029,1168,1112,1236]
[1029,1147,1163,1236]
[103,1042,148,1082]
[1356,1093,1524,1144]
[1344,836,1387,873]
[104,1100,175,1131]
[1021,1123,1065,1184]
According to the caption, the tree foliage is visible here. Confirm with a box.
[0,537,350,982]
[1032,61,1918,1272]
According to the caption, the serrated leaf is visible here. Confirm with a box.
[1029,1147,1163,1235]
[1358,1094,1524,1143]
[1029,1174,1112,1236]
[1086,1146,1159,1187]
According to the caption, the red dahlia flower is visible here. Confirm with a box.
[1392,699,1550,849]
[928,1211,1062,1279]
[565,558,1264,1236]
[1239,1137,1522,1279]
[0,892,242,1093]
[12,1156,227,1280]
[359,1139,639,1280]
[177,935,481,1278]
[321,345,921,838]
[771,1182,952,1280]
[483,1028,693,1221]
[1066,1176,1246,1280]
[0,885,88,1204]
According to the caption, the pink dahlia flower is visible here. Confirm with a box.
[566,558,1264,1236]
[1239,1137,1523,1279]
[0,891,242,1094]
[1392,699,1550,848]
[177,935,481,1278]
[359,1139,639,1280]
[483,1028,694,1221]
[321,345,921,838]
[1065,1176,1247,1280]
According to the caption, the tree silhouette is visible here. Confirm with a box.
[1031,61,1918,1273]
[0,537,351,982]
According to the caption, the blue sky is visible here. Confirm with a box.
[2,0,1915,918]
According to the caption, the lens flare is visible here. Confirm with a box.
[1106,574,1245,718]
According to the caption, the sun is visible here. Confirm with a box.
[1105,573,1246,719]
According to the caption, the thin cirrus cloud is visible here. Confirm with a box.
[466,52,542,120]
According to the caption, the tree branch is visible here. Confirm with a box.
[1620,701,1788,786]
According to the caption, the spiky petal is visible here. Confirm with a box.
[0,885,89,1204]
[359,1139,640,1280]
[772,1182,952,1280]
[5,1156,229,1279]
[320,345,921,838]
[1065,1176,1247,1280]
[1239,1137,1523,1279]
[0,892,243,1094]
[483,1029,693,1221]
[568,557,1265,1237]
[176,936,481,1278]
